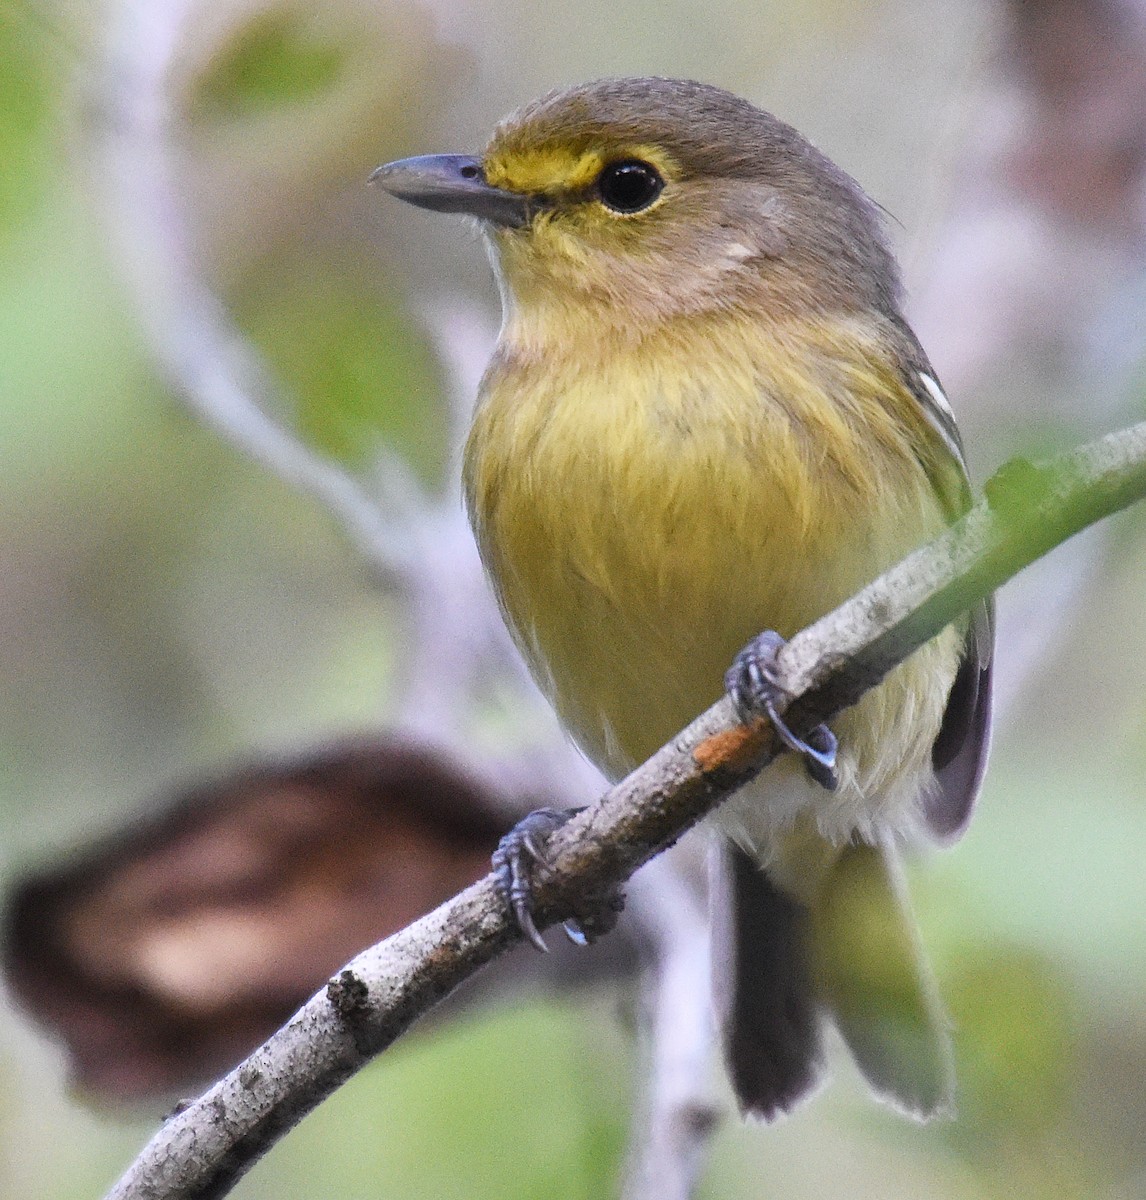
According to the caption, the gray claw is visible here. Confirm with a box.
[518,905,550,953]
[492,807,581,952]
[562,920,589,947]
[522,833,546,861]
[727,630,840,792]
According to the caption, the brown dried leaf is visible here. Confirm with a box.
[3,737,510,1103]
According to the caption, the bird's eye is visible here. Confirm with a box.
[597,160,664,214]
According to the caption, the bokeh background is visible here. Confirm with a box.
[3,0,1146,1197]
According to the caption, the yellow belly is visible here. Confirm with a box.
[464,314,962,853]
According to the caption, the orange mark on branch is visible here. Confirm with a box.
[692,721,770,774]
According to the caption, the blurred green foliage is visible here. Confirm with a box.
[0,9,52,239]
[944,946,1073,1140]
[236,252,446,474]
[192,11,344,119]
[240,1000,632,1200]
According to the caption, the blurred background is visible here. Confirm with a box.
[3,0,1146,1197]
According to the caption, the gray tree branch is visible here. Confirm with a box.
[103,418,1146,1200]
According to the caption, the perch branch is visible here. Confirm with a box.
[103,419,1146,1200]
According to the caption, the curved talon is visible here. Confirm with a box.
[726,630,840,791]
[799,722,839,791]
[513,875,550,953]
[562,920,590,947]
[491,807,583,952]
[492,806,626,950]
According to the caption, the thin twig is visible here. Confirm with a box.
[621,849,720,1200]
[103,419,1146,1200]
[94,0,423,578]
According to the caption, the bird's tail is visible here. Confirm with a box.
[712,836,952,1121]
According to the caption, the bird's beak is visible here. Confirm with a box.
[369,154,531,228]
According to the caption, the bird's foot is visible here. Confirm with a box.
[492,807,625,952]
[725,630,839,791]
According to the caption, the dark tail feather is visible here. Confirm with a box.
[711,839,823,1120]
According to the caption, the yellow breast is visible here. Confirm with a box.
[463,309,961,840]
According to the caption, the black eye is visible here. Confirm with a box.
[597,160,664,214]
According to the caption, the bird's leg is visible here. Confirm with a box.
[725,630,839,791]
[492,807,625,952]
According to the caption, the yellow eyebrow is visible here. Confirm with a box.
[484,144,673,196]
[484,147,605,195]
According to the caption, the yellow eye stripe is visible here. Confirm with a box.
[483,143,674,199]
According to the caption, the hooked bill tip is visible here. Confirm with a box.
[368,154,530,227]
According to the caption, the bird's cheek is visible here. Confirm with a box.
[521,220,599,280]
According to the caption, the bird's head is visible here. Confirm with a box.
[373,78,900,337]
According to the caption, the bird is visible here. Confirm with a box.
[372,76,993,1121]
